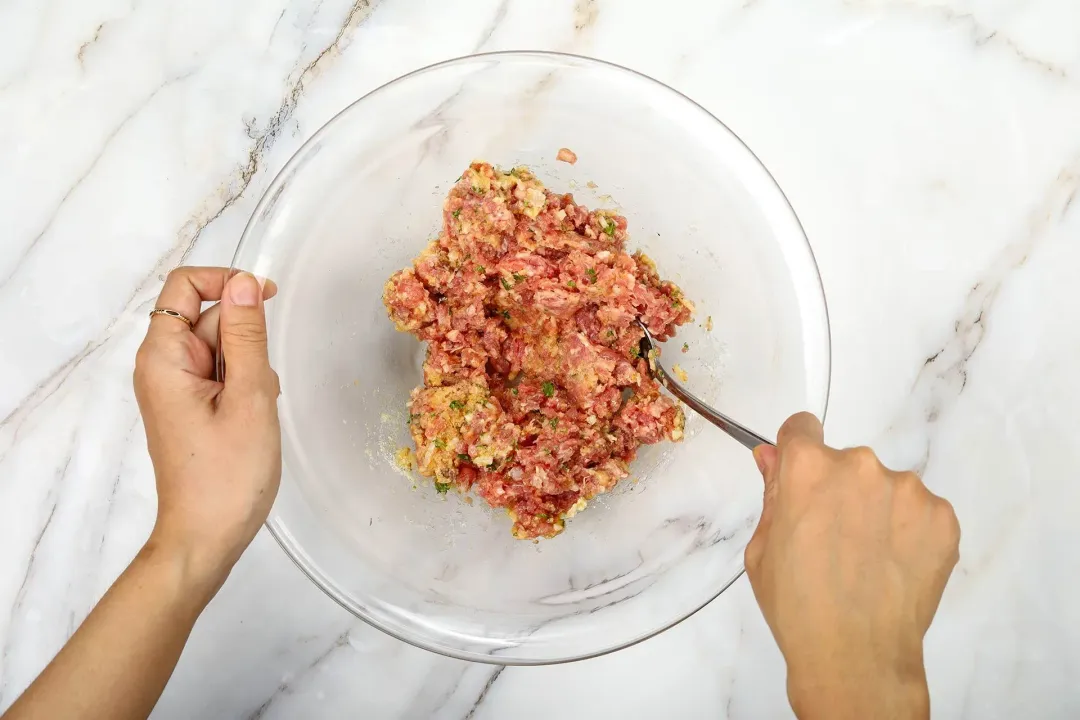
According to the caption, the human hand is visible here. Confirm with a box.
[745,413,960,720]
[134,267,281,599]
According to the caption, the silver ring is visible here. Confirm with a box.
[149,308,194,329]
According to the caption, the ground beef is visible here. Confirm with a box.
[383,162,693,539]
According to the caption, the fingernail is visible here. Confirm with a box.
[753,446,767,474]
[229,272,260,307]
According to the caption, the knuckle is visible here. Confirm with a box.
[895,470,923,492]
[784,437,825,475]
[789,411,821,433]
[163,267,190,286]
[936,498,961,543]
[784,436,818,461]
[224,319,267,346]
[846,446,882,473]
[134,343,151,373]
[777,412,821,445]
[133,342,158,385]
[891,472,932,510]
[231,368,281,404]
[849,445,878,465]
[248,369,281,401]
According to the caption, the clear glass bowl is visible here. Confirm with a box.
[228,51,830,664]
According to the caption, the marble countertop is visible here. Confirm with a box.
[2,0,1079,717]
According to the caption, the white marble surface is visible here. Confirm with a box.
[2,0,1079,716]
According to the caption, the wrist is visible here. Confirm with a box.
[787,653,929,720]
[141,529,237,609]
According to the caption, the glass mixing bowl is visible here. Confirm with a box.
[227,51,830,664]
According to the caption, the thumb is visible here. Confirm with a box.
[754,444,780,526]
[219,272,275,395]
[745,443,780,575]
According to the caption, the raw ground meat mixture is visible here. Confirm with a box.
[383,162,693,539]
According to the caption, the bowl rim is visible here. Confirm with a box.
[230,49,832,665]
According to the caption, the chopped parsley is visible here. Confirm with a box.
[512,273,526,284]
[606,329,616,338]
[549,417,559,430]
[629,346,640,359]
[500,277,512,291]
[510,386,519,395]
[542,381,555,398]
[476,265,485,274]
[586,268,598,284]
[501,309,511,320]
[452,209,460,218]
[602,220,616,237]
[435,481,451,494]
[472,185,483,195]
[682,342,689,353]
[457,453,470,461]
[449,400,465,410]
[535,512,550,520]
[567,279,576,289]
[433,438,446,449]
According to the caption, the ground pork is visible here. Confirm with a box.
[383,162,692,539]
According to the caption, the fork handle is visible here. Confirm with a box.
[654,367,775,451]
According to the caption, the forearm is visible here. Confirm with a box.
[3,539,221,720]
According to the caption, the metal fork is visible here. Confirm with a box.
[637,321,774,451]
